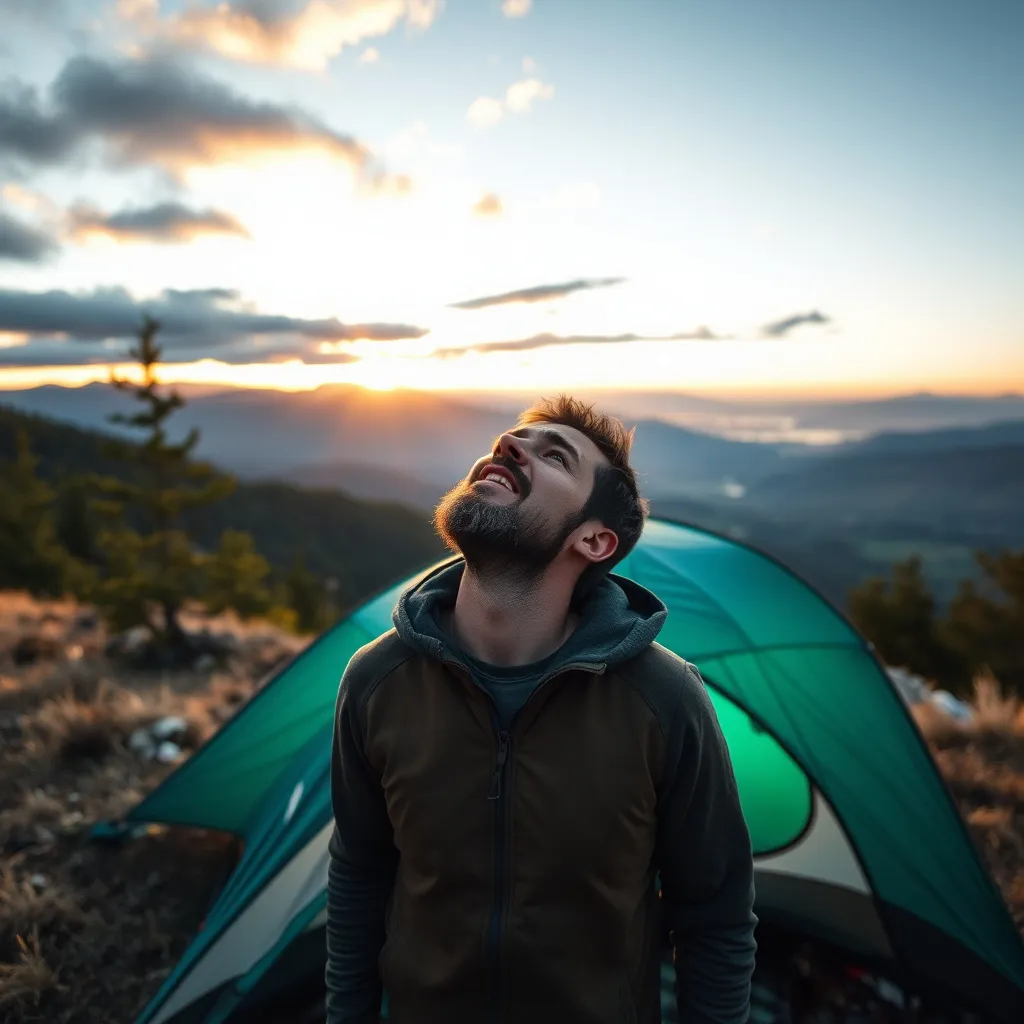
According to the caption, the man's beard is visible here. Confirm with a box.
[433,479,584,591]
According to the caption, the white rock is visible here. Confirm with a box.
[931,689,973,723]
[129,728,156,755]
[29,874,46,891]
[886,666,930,706]
[155,741,182,764]
[151,716,188,741]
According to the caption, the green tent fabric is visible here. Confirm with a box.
[114,518,1024,1024]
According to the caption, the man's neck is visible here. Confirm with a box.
[448,563,580,668]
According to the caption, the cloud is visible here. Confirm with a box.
[0,55,402,188]
[761,310,831,337]
[432,327,728,358]
[449,277,625,310]
[0,211,60,263]
[505,77,553,113]
[67,201,251,244]
[501,0,532,16]
[466,76,554,127]
[467,96,504,127]
[359,46,380,63]
[0,285,428,366]
[472,192,503,218]
[118,0,442,72]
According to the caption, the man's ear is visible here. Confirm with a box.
[572,521,618,565]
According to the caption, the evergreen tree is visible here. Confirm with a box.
[282,552,335,633]
[205,529,273,620]
[848,556,965,688]
[89,316,235,650]
[0,429,71,596]
[942,548,1024,694]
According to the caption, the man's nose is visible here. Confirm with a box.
[495,433,527,465]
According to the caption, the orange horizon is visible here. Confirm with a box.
[0,360,1021,404]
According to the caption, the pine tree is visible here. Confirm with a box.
[0,429,71,596]
[282,552,335,633]
[848,556,966,689]
[205,529,273,620]
[942,548,1024,694]
[89,316,235,652]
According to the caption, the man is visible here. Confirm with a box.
[326,395,757,1024]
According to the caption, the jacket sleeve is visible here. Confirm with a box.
[325,657,398,1024]
[654,663,758,1024]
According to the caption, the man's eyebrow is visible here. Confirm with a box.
[509,426,581,467]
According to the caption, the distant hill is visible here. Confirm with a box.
[0,405,445,604]
[279,461,447,511]
[0,383,789,500]
[744,440,1024,545]
[837,418,1024,457]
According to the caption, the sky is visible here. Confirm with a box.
[0,0,1021,398]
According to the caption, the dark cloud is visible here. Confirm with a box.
[433,326,726,358]
[0,211,59,262]
[0,82,78,165]
[448,277,625,310]
[68,201,250,243]
[0,55,400,186]
[0,285,427,366]
[761,310,831,337]
[0,334,361,367]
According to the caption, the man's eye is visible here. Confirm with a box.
[545,450,567,465]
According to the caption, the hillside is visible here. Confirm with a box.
[0,405,445,604]
[0,384,789,499]
[745,442,1024,545]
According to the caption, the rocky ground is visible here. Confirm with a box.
[0,592,306,1024]
[0,592,1022,1023]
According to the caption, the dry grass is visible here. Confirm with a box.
[0,933,62,1012]
[0,592,297,1023]
[0,872,87,949]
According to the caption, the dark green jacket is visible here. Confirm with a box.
[326,559,757,1024]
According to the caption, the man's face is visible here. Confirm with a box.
[433,422,607,584]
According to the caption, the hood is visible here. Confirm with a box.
[392,558,668,675]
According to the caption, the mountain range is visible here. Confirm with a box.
[2,383,1023,609]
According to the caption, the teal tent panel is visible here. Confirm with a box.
[698,644,1024,988]
[620,520,859,653]
[135,727,334,1024]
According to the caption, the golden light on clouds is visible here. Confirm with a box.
[119,0,442,71]
[501,0,533,17]
[472,193,503,217]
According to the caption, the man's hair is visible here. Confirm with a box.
[515,394,649,603]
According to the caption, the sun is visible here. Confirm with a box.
[349,358,398,391]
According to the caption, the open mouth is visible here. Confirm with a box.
[476,464,520,494]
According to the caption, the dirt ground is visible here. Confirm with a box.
[0,592,1022,1023]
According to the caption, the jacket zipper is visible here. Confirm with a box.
[439,652,606,1024]
[487,727,510,1024]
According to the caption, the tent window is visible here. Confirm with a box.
[703,681,813,856]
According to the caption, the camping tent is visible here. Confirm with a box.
[104,518,1024,1023]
